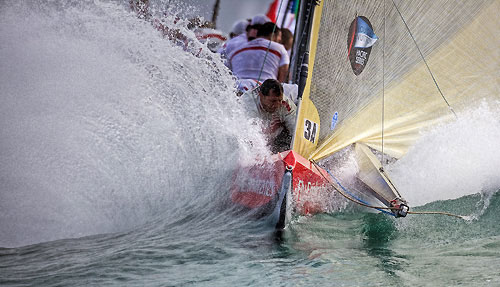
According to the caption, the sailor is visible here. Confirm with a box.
[229,19,249,39]
[241,79,296,153]
[219,14,269,63]
[217,19,249,59]
[282,83,299,105]
[246,14,270,41]
[280,28,294,57]
[229,22,289,83]
[236,80,298,105]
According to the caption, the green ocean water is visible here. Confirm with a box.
[1,191,499,286]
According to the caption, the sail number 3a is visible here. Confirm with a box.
[303,119,318,143]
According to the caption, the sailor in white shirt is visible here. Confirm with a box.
[229,19,249,39]
[218,21,248,59]
[221,33,247,61]
[241,79,296,152]
[219,15,269,62]
[229,22,289,83]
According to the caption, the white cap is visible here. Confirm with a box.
[231,20,248,36]
[251,14,270,26]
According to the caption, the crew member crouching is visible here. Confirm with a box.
[241,79,296,153]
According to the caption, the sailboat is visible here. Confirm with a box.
[230,0,500,228]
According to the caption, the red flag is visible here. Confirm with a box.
[266,0,279,23]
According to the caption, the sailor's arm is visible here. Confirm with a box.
[277,64,289,83]
[276,41,290,83]
[281,98,297,132]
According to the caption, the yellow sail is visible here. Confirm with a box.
[292,0,500,161]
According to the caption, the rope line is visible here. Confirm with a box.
[391,0,457,118]
[310,161,466,219]
[407,211,465,219]
[326,169,396,216]
[311,161,397,213]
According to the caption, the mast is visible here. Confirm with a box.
[211,0,220,28]
[290,0,318,150]
[290,0,317,84]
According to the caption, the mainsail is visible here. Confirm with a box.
[292,0,500,161]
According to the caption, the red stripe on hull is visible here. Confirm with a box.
[230,150,331,215]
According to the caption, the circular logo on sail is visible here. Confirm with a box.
[347,16,378,75]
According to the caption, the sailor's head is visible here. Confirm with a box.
[280,28,293,51]
[257,22,280,42]
[230,19,250,38]
[247,14,270,40]
[259,79,284,113]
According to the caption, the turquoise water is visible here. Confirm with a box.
[1,192,499,286]
[1,1,500,286]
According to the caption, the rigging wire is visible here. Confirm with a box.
[257,0,286,83]
[381,0,386,168]
[246,0,285,111]
[391,0,457,118]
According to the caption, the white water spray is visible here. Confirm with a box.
[0,1,267,247]
[389,101,500,207]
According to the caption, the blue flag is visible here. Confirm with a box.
[354,17,378,48]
